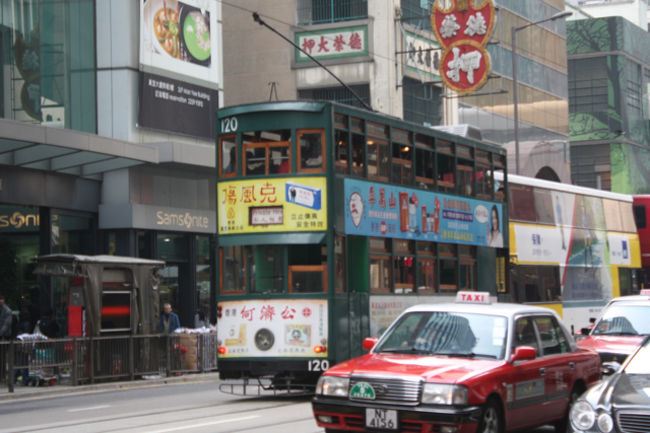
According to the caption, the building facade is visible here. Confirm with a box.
[568,16,650,193]
[0,0,222,331]
[223,0,572,181]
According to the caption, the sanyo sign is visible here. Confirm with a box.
[0,211,40,230]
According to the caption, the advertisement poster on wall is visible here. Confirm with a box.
[344,178,504,248]
[140,0,222,88]
[138,71,218,139]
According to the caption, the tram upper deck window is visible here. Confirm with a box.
[219,135,237,177]
[367,138,389,180]
[298,129,325,172]
[391,128,413,185]
[335,129,349,173]
[415,134,434,190]
[351,132,365,176]
[243,130,291,175]
[437,140,455,193]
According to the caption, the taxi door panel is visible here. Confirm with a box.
[534,316,572,421]
[506,317,547,430]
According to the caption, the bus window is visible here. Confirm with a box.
[219,135,237,177]
[534,188,554,224]
[298,129,325,172]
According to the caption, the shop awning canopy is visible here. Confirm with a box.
[0,119,159,177]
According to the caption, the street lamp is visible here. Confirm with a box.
[512,11,572,175]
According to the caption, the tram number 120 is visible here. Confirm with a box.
[221,116,238,133]
[307,359,330,372]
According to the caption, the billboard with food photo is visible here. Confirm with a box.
[140,0,222,88]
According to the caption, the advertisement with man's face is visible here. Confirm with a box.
[140,0,222,88]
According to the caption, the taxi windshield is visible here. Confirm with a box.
[592,304,650,336]
[374,311,508,359]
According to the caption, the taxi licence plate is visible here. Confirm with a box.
[365,408,398,430]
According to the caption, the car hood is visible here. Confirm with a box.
[327,353,503,384]
[583,373,650,410]
[577,335,643,356]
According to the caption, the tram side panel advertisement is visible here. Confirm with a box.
[217,299,328,358]
[344,178,504,247]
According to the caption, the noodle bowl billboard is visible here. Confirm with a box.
[139,0,222,89]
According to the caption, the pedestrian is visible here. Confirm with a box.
[157,303,180,334]
[0,295,13,340]
[34,308,60,338]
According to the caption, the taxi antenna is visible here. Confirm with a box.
[252,12,373,112]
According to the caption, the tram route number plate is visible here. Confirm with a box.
[365,408,397,430]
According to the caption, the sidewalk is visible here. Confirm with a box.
[0,371,221,402]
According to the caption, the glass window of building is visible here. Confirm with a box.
[1,0,96,132]
[298,0,368,25]
[51,210,94,254]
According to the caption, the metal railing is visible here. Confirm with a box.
[0,333,218,392]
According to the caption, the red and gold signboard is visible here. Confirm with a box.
[431,0,496,94]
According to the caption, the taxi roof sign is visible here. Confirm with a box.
[455,291,492,304]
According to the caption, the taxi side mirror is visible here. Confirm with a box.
[510,346,536,363]
[362,337,378,351]
[580,327,591,336]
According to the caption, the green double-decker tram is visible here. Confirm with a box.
[215,100,508,388]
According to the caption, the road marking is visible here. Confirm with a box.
[68,404,112,412]
[144,415,260,432]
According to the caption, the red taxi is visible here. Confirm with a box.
[577,290,650,364]
[312,292,600,433]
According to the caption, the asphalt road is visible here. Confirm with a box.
[0,380,557,432]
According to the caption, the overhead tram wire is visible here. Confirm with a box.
[251,12,374,112]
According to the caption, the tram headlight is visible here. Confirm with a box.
[421,383,468,405]
[316,375,349,397]
[570,400,596,431]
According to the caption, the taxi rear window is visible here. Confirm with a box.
[375,311,508,359]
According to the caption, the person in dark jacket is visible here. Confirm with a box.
[157,303,180,334]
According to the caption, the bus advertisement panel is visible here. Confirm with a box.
[218,177,327,234]
[344,178,505,248]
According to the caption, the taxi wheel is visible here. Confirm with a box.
[477,398,503,433]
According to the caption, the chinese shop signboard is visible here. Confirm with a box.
[404,31,442,80]
[344,178,504,248]
[431,0,496,94]
[217,177,327,234]
[295,25,368,63]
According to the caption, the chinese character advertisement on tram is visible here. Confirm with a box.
[217,299,328,358]
[431,0,496,94]
[217,177,327,234]
[344,178,504,248]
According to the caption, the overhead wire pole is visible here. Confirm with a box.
[252,12,373,112]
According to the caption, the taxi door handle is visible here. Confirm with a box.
[539,367,546,376]
[569,362,575,370]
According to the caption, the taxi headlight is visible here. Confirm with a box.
[315,375,349,397]
[597,413,614,432]
[570,400,596,431]
[421,383,468,405]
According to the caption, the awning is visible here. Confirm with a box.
[218,232,326,246]
[0,119,158,177]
